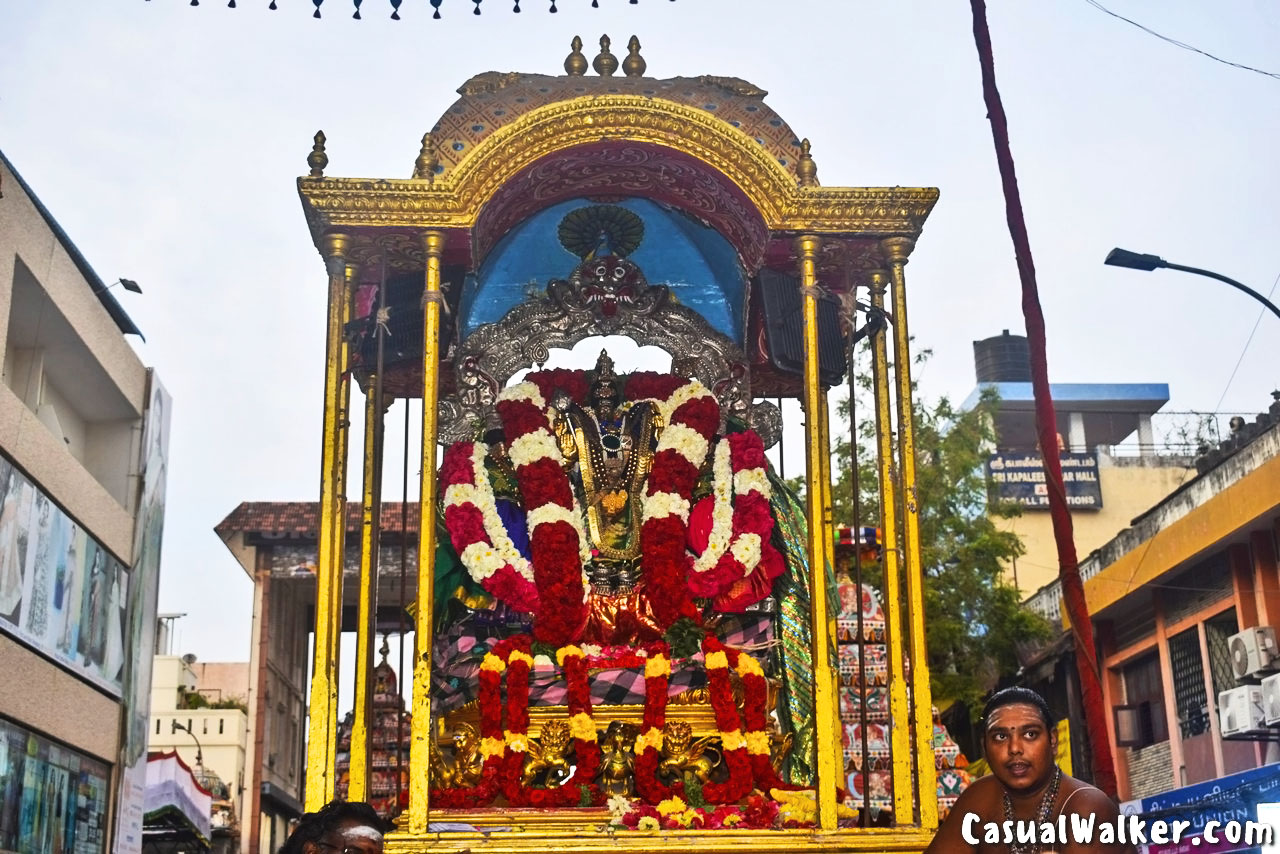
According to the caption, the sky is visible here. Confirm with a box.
[1,0,1278,670]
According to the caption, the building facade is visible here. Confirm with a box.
[0,149,169,853]
[1029,395,1280,809]
[149,655,250,852]
[967,331,1196,596]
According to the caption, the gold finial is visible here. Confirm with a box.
[592,35,618,77]
[307,130,328,178]
[564,36,588,76]
[413,132,439,181]
[622,35,646,77]
[797,138,817,187]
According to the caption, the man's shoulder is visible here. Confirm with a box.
[952,774,1003,812]
[1059,776,1119,819]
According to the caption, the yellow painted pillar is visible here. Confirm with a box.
[304,233,351,812]
[868,268,913,822]
[796,235,840,830]
[349,380,383,802]
[325,261,356,793]
[408,230,446,833]
[883,236,938,829]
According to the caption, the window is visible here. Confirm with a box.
[1115,652,1168,748]
[1168,628,1209,738]
[219,719,224,735]
[1205,609,1240,698]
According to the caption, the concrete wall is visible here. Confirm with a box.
[0,639,119,762]
[1001,451,1195,596]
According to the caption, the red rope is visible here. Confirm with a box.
[969,0,1117,797]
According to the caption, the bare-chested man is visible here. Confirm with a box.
[926,687,1132,854]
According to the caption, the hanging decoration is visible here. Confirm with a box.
[158,0,675,20]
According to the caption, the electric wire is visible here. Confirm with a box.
[1084,0,1280,80]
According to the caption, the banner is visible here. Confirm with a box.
[1120,763,1280,854]
[0,460,128,696]
[113,373,171,854]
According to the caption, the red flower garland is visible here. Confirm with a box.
[526,368,590,406]
[494,388,588,646]
[639,388,721,628]
[429,637,518,808]
[634,642,683,803]
[700,637,754,804]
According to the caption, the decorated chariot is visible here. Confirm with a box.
[297,35,945,853]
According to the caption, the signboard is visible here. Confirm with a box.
[113,374,171,854]
[0,457,129,696]
[987,452,1103,510]
[1120,763,1280,854]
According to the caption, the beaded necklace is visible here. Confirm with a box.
[1002,765,1062,854]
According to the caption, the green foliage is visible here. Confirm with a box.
[829,349,1052,713]
[664,617,704,660]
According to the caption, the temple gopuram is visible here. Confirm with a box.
[293,34,943,853]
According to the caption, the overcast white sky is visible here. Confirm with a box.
[2,1,1277,669]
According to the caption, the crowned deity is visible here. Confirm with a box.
[551,350,666,643]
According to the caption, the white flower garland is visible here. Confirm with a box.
[444,443,534,585]
[692,439,734,574]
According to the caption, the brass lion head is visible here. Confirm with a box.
[540,720,572,752]
[663,721,693,754]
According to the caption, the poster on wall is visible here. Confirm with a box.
[0,457,128,696]
[0,717,112,854]
[113,373,171,854]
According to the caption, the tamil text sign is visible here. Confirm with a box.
[987,452,1103,510]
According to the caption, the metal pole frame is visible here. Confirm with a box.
[884,237,938,830]
[407,230,447,832]
[795,235,841,830]
[304,233,352,812]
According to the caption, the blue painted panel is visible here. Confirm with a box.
[961,382,1172,411]
[462,198,745,343]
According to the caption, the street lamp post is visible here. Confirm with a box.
[1105,248,1280,323]
[171,720,204,770]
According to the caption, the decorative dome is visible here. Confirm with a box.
[430,69,804,181]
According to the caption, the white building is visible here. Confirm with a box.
[149,655,251,854]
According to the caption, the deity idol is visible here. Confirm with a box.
[431,207,826,786]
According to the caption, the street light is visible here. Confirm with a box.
[1105,248,1280,323]
[171,720,204,769]
[93,278,142,295]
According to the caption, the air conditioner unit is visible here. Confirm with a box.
[1219,686,1267,737]
[1262,673,1280,725]
[1229,627,1279,680]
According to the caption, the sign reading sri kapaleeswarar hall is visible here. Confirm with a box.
[986,452,1103,510]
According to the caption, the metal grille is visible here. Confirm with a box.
[1168,627,1209,739]
[1205,608,1240,698]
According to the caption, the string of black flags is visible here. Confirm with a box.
[161,0,675,20]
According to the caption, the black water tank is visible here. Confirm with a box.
[973,330,1031,382]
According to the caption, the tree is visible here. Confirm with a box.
[829,351,1052,712]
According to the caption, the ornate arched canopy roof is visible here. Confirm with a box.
[296,37,939,398]
[433,71,802,183]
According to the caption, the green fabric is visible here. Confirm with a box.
[768,469,839,786]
